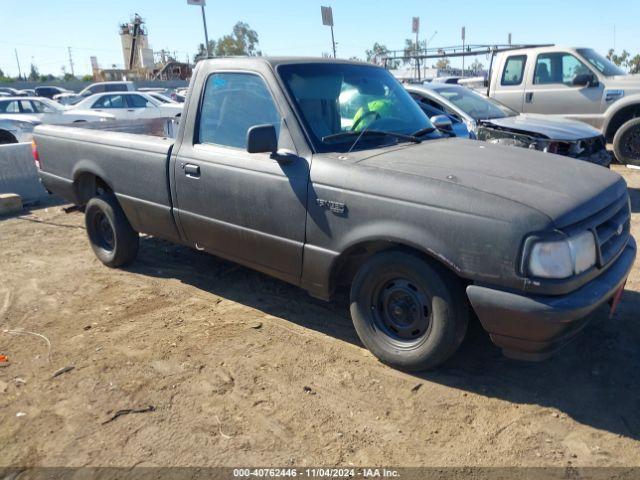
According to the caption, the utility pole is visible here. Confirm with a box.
[412,17,420,81]
[461,26,466,76]
[201,4,210,57]
[14,49,22,80]
[67,47,75,77]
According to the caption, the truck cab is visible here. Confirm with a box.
[489,46,640,164]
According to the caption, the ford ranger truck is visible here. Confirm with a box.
[488,46,640,165]
[33,58,637,371]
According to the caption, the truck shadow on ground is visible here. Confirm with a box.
[127,235,640,442]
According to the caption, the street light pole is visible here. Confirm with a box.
[201,4,210,57]
[330,25,336,58]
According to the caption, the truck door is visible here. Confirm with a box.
[492,54,527,112]
[172,70,310,284]
[522,51,604,117]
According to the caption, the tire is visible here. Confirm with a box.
[613,117,640,166]
[350,250,468,371]
[84,193,139,267]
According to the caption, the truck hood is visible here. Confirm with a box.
[351,138,626,228]
[604,75,640,97]
[607,74,640,84]
[481,114,600,141]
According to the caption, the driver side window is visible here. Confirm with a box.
[534,52,590,85]
[198,73,281,149]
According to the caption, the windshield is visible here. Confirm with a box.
[278,63,433,152]
[576,48,626,77]
[432,85,517,121]
[37,98,64,112]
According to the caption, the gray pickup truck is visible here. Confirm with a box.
[488,46,640,165]
[34,57,636,371]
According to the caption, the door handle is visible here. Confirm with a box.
[183,163,201,178]
[525,92,534,103]
[127,109,135,112]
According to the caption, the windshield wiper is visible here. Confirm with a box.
[411,126,436,137]
[322,130,421,144]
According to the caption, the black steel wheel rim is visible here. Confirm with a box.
[371,277,432,347]
[92,211,115,251]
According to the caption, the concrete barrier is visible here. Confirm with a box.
[0,143,47,201]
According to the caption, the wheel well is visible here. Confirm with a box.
[330,240,462,297]
[0,129,18,144]
[74,172,112,206]
[606,105,640,142]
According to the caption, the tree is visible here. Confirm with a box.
[81,74,94,82]
[194,22,261,60]
[365,42,390,63]
[469,59,484,73]
[194,40,216,62]
[435,58,450,70]
[28,63,40,81]
[607,49,630,68]
[629,55,640,74]
[214,22,260,57]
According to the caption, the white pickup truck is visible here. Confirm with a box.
[487,46,640,165]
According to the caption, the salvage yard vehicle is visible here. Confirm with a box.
[488,46,640,165]
[0,117,36,144]
[407,83,611,166]
[0,97,114,124]
[69,92,182,120]
[33,58,636,371]
[35,86,72,99]
[56,81,136,105]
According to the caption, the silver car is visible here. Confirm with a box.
[407,83,611,167]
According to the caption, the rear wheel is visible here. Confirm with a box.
[0,130,18,144]
[613,117,640,166]
[85,193,139,267]
[350,251,468,371]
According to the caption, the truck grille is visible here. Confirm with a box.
[595,198,631,266]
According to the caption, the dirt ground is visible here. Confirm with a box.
[0,165,639,469]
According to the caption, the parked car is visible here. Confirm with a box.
[0,87,22,97]
[0,97,114,124]
[0,117,39,144]
[147,92,179,104]
[432,76,463,85]
[35,86,72,99]
[407,83,611,166]
[69,92,182,120]
[34,57,635,371]
[488,46,640,164]
[57,81,136,105]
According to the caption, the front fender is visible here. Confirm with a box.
[602,92,640,135]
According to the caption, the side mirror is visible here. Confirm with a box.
[247,124,277,154]
[572,73,597,87]
[430,114,453,132]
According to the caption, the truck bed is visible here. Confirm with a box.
[65,117,178,138]
[34,118,181,242]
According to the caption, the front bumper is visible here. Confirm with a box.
[467,237,636,361]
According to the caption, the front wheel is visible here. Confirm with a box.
[613,117,640,166]
[350,251,468,371]
[85,193,139,267]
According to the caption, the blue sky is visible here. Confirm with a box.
[1,0,638,77]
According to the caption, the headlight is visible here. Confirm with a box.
[527,231,596,279]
